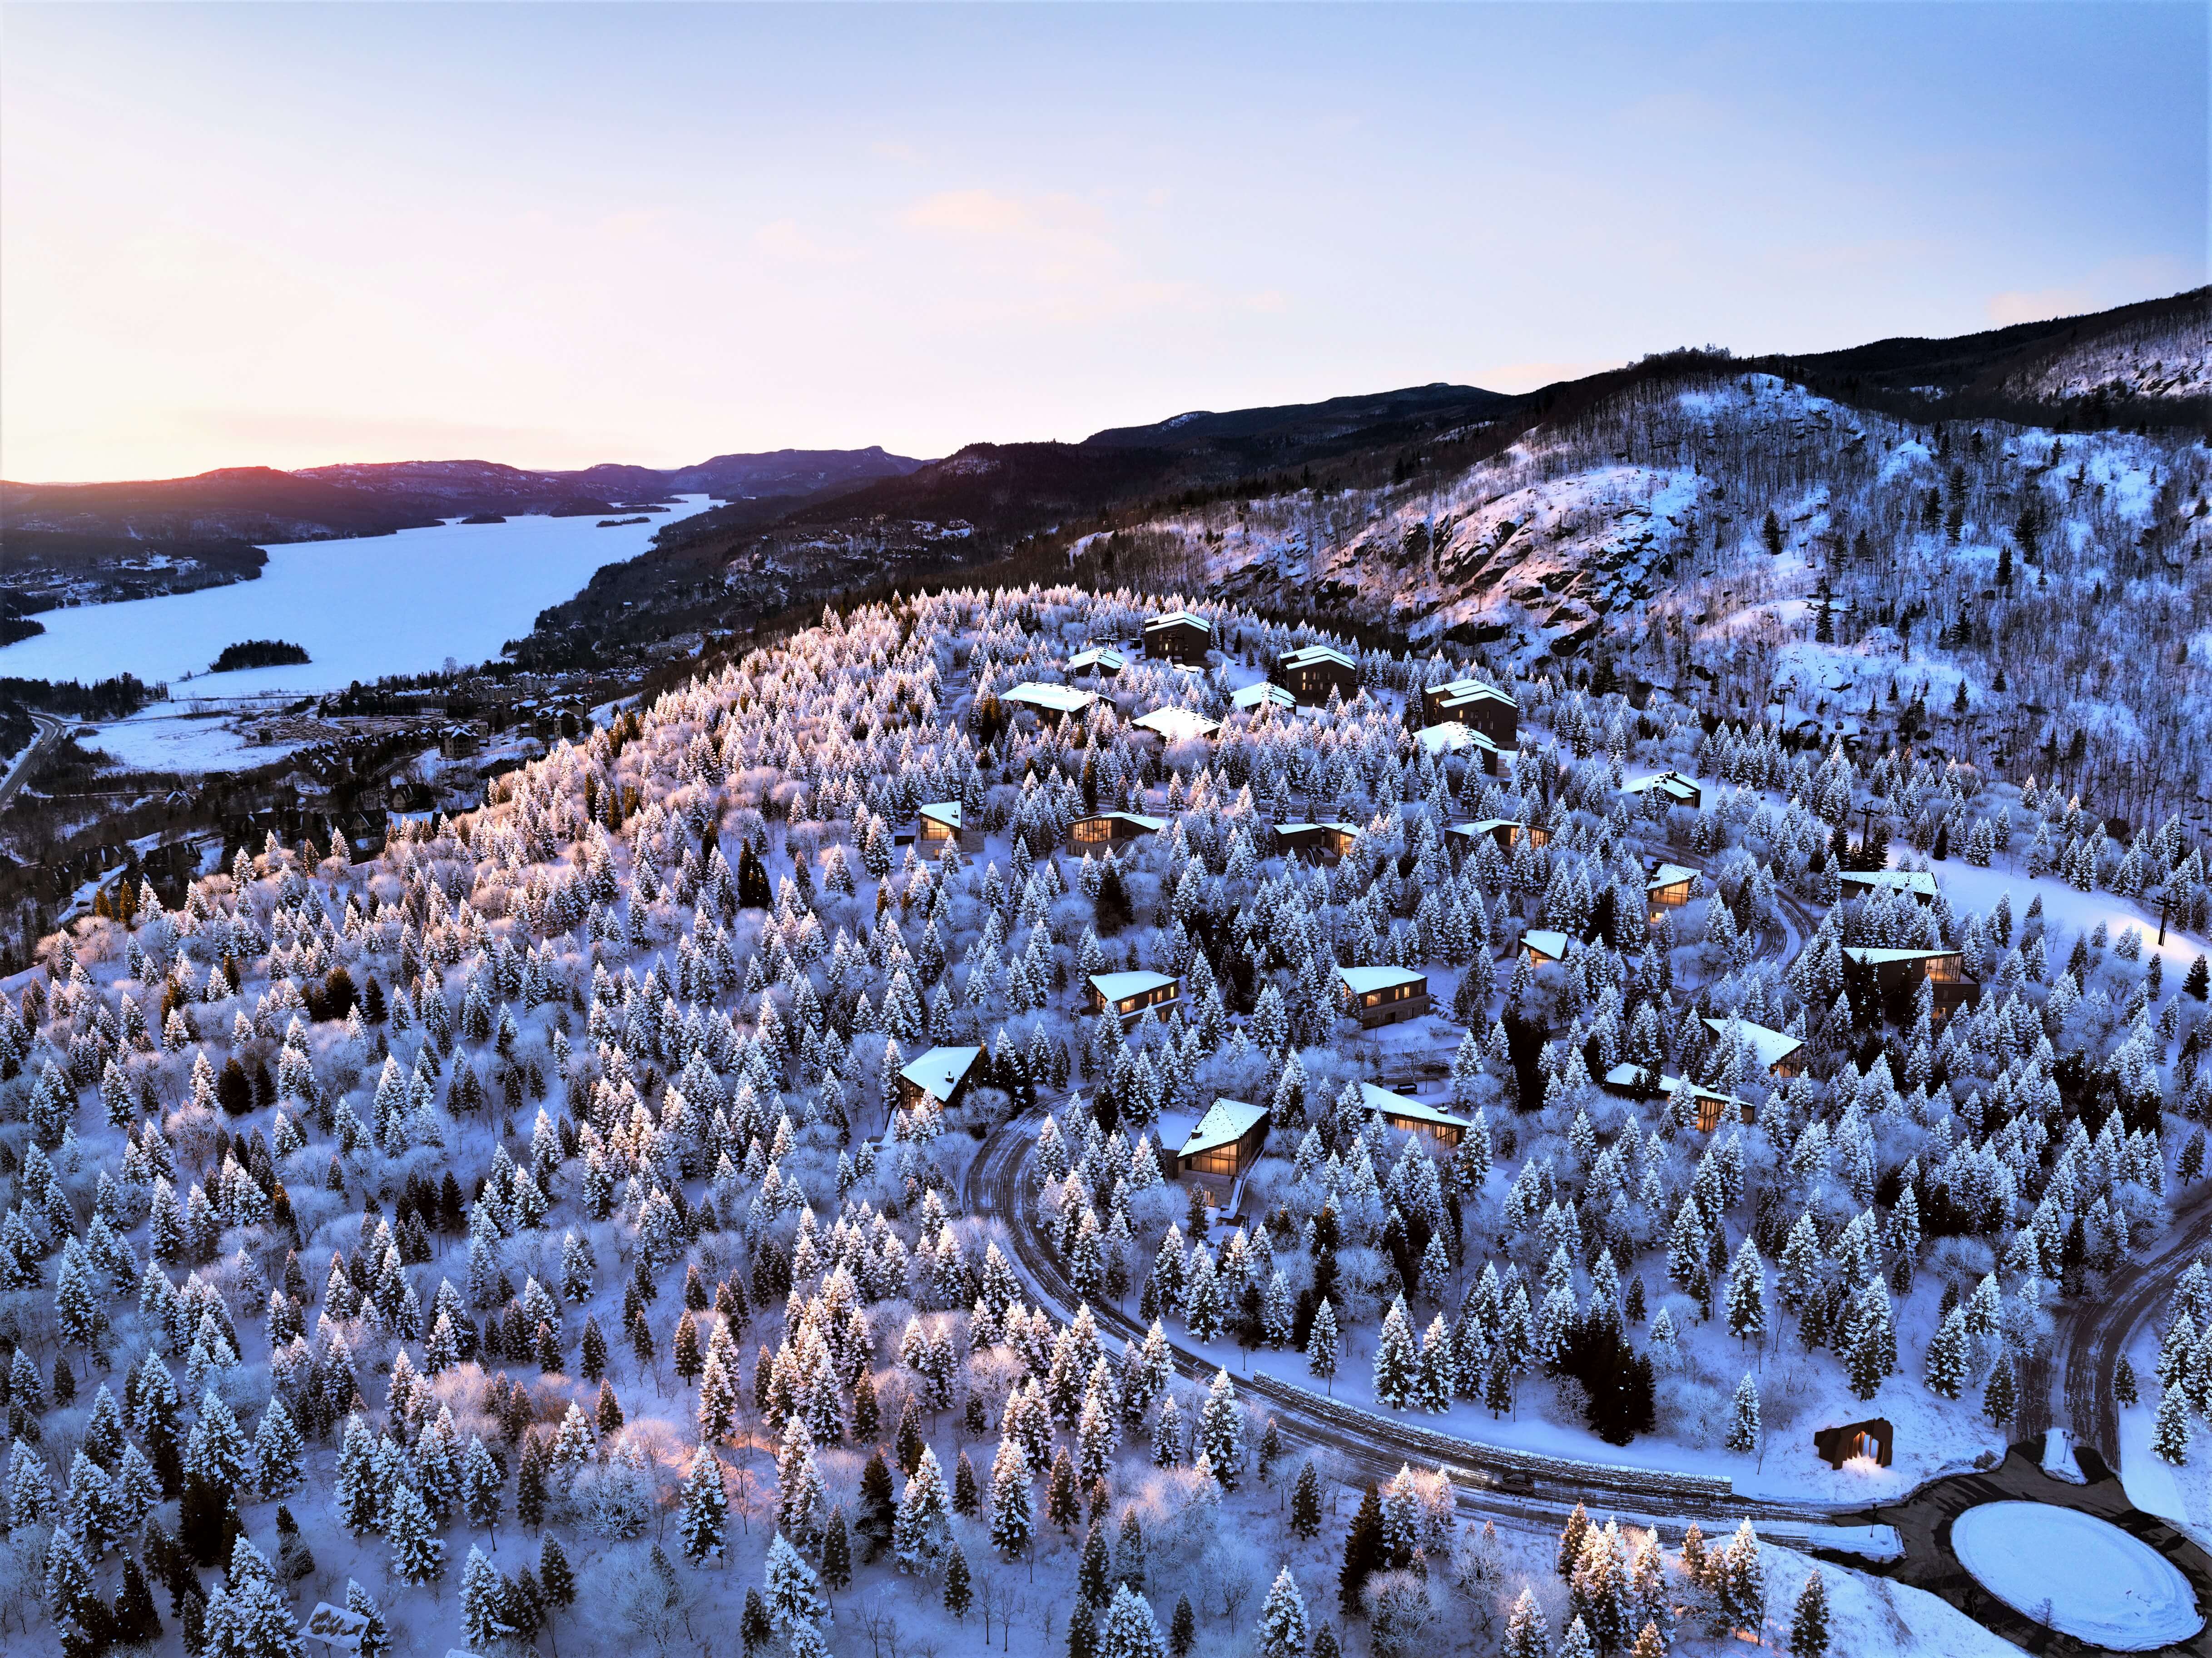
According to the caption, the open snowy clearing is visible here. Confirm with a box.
[75,703,312,774]
[0,496,714,692]
[1950,1500,2202,1650]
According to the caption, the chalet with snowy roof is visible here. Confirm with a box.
[1522,928,1571,966]
[1232,681,1297,715]
[1601,1064,1752,1133]
[1275,821,1360,862]
[898,1046,982,1112]
[1623,770,1703,809]
[917,801,982,857]
[1155,1096,1270,1212]
[1359,1082,1471,1151]
[1067,811,1166,852]
[1337,963,1429,1028]
[1142,611,1213,665]
[1420,677,1518,748]
[1001,682,1098,724]
[1841,946,1976,1022]
[1447,818,1549,855]
[1646,862,1697,922]
[1131,707,1221,744]
[1415,722,1510,773]
[1701,1017,1805,1079]
[1066,645,1126,677]
[1275,644,1359,705]
[1086,969,1180,1027]
[1838,869,1939,905]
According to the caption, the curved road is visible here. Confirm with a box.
[2052,1180,2212,1462]
[0,712,68,814]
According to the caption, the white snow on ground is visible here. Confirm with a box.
[1753,1543,2019,1658]
[1952,1501,2202,1651]
[0,496,715,692]
[2040,1427,2086,1484]
[1919,854,2212,984]
[74,705,309,773]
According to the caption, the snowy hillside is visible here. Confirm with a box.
[2007,305,2212,405]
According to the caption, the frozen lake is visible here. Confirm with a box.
[0,495,716,694]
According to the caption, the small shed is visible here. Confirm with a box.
[1813,1417,1894,1469]
[1337,964,1429,1028]
[1420,678,1519,748]
[1087,969,1181,1026]
[1143,611,1214,665]
[1701,1016,1805,1079]
[1276,644,1359,705]
[1275,820,1360,862]
[898,1046,982,1112]
[1068,811,1166,852]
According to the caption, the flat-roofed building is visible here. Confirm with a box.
[1447,818,1549,854]
[1086,969,1181,1027]
[898,1046,982,1111]
[1420,678,1518,748]
[1276,644,1359,705]
[1337,964,1429,1028]
[1838,869,1940,905]
[1358,1082,1472,1151]
[1623,770,1704,810]
[1701,1016,1806,1079]
[1131,707,1221,743]
[1068,811,1166,852]
[1155,1096,1270,1211]
[1142,611,1214,665]
[1066,645,1126,677]
[918,801,982,857]
[1002,682,1099,724]
[1275,820,1360,861]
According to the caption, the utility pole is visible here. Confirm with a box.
[2159,888,2172,948]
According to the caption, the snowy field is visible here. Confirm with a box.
[73,704,310,774]
[1950,1500,2202,1650]
[0,496,713,693]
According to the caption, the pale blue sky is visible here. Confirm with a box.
[2,2,2202,480]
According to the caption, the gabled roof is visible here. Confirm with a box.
[1602,1063,1742,1112]
[1132,707,1221,742]
[1145,610,1213,634]
[1002,682,1098,715]
[899,1046,982,1100]
[1076,811,1166,832]
[1090,969,1178,1003]
[1701,1017,1805,1072]
[919,800,962,829]
[1178,1096,1267,1158]
[1067,646,1126,673]
[1426,676,1517,708]
[1841,946,1961,965]
[1336,964,1426,994]
[1838,869,1940,898]
[1647,862,1697,891]
[1280,644,1357,672]
[1232,682,1297,712]
[1522,928,1572,960]
[1623,769,1701,800]
[1359,1083,1471,1132]
[1447,818,1523,840]
[1416,722,1498,756]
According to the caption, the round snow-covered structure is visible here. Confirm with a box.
[1949,1501,2202,1651]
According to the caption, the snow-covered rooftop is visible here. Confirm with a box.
[1089,969,1177,1003]
[1523,928,1572,960]
[1336,964,1426,994]
[1231,682,1297,712]
[1701,1017,1804,1072]
[1177,1096,1267,1158]
[1280,644,1356,671]
[1131,707,1221,742]
[1839,869,1940,899]
[1002,682,1098,715]
[918,800,962,828]
[1416,722,1497,757]
[1145,610,1212,634]
[1359,1082,1470,1132]
[1066,646,1126,673]
[899,1046,982,1100]
[1647,862,1697,891]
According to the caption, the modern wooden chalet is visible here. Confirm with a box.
[1274,820,1361,861]
[1337,964,1429,1028]
[1446,818,1550,854]
[1646,862,1697,922]
[1066,645,1126,677]
[1601,1063,1752,1132]
[1155,1096,1270,1211]
[1623,770,1704,810]
[1275,644,1359,705]
[1067,811,1166,852]
[917,801,982,856]
[1522,928,1571,966]
[898,1046,982,1112]
[1001,682,1099,724]
[1420,677,1519,748]
[1358,1082,1471,1151]
[1086,969,1181,1027]
[1142,611,1213,665]
[1701,1016,1805,1079]
[1837,869,1939,905]
[1841,946,1976,1022]
[1131,707,1221,743]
